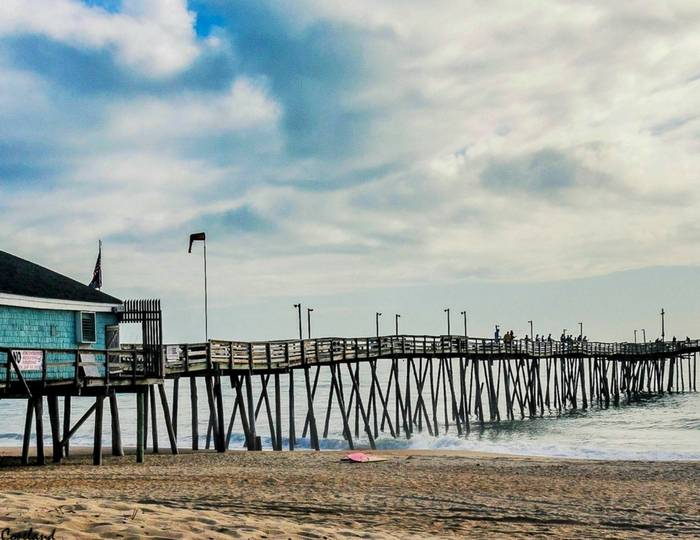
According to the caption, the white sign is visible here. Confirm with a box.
[79,353,102,378]
[166,345,180,362]
[12,350,43,371]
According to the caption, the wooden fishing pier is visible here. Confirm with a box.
[2,251,696,466]
[3,331,697,465]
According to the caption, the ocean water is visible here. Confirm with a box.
[1,368,698,461]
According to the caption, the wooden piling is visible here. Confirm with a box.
[190,377,199,450]
[214,374,226,452]
[34,396,45,466]
[157,383,179,454]
[21,397,33,465]
[303,365,320,450]
[245,372,257,450]
[47,395,61,463]
[149,384,159,453]
[62,395,71,458]
[136,388,145,463]
[172,376,179,439]
[288,370,295,450]
[274,372,282,451]
[93,395,104,466]
[109,393,124,457]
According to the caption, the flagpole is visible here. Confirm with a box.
[204,239,208,341]
[98,239,102,290]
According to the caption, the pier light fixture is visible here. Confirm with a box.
[661,308,666,341]
[293,304,303,340]
[634,329,638,344]
[460,311,467,338]
[444,308,451,335]
[395,314,400,336]
[642,328,646,343]
[376,312,382,337]
[307,308,314,339]
[578,322,583,338]
[188,232,208,341]
[528,320,534,340]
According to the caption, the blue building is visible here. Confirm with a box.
[0,250,123,383]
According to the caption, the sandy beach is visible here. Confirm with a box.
[0,449,698,539]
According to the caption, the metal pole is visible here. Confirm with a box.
[578,322,583,338]
[294,304,302,340]
[528,320,533,339]
[203,241,208,341]
[460,311,467,337]
[444,308,450,335]
[395,314,400,336]
[634,330,637,344]
[376,312,382,337]
[642,328,646,343]
[661,309,665,341]
[307,308,313,339]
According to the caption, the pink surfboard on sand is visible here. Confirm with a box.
[343,452,388,463]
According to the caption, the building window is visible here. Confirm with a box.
[77,312,97,343]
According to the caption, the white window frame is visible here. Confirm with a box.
[76,311,97,344]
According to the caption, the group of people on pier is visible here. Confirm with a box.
[493,326,587,347]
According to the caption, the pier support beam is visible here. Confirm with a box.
[109,393,124,457]
[158,383,179,455]
[303,365,320,451]
[172,376,179,439]
[21,397,34,465]
[245,372,258,450]
[190,377,199,450]
[288,370,295,451]
[34,396,45,466]
[136,388,145,463]
[62,396,71,457]
[93,395,104,466]
[214,374,225,452]
[149,385,159,454]
[47,395,61,463]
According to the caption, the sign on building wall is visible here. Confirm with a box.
[11,350,43,371]
[165,345,180,362]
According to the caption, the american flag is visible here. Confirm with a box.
[88,240,102,289]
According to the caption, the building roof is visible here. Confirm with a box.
[0,250,122,305]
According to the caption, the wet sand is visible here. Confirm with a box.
[0,449,698,539]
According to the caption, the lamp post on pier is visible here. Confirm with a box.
[444,308,451,335]
[395,314,400,336]
[634,329,638,344]
[460,311,467,337]
[642,328,646,343]
[661,308,666,341]
[307,308,314,339]
[528,320,534,340]
[578,322,583,338]
[293,304,303,340]
[188,232,208,341]
[376,312,382,337]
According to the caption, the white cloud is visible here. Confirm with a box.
[106,78,281,142]
[0,0,200,76]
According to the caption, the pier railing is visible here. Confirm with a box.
[163,335,700,375]
[0,346,153,393]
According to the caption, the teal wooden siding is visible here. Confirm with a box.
[0,306,118,381]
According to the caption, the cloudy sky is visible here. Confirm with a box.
[1,0,699,342]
